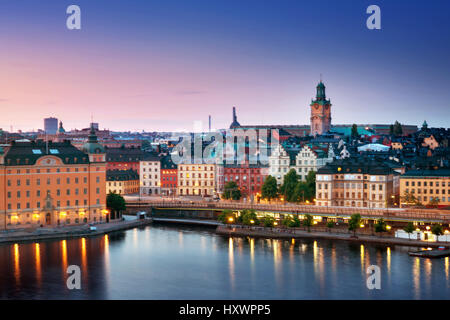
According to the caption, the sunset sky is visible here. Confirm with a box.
[0,0,449,132]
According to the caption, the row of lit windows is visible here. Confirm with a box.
[179,180,214,187]
[404,188,448,195]
[319,183,385,191]
[318,201,385,208]
[142,174,159,179]
[404,180,449,187]
[224,176,262,183]
[141,161,159,166]
[179,189,212,195]
[7,188,93,198]
[161,170,177,174]
[7,198,101,210]
[179,166,214,171]
[6,176,100,186]
[108,181,138,186]
[318,192,384,201]
[180,173,214,178]
[6,167,88,174]
[6,157,88,165]
[416,196,450,203]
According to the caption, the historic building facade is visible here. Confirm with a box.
[0,127,107,230]
[139,152,161,195]
[106,169,139,195]
[269,143,334,184]
[106,146,147,173]
[160,155,177,196]
[217,161,269,200]
[399,169,450,207]
[177,163,216,196]
[310,81,332,136]
[315,158,400,208]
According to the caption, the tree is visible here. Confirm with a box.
[306,171,316,199]
[428,197,440,208]
[374,218,387,237]
[303,214,313,232]
[351,124,359,139]
[280,169,299,202]
[282,216,301,228]
[403,222,415,240]
[261,175,278,200]
[262,216,275,228]
[293,182,311,203]
[389,124,394,136]
[217,209,235,224]
[241,209,259,226]
[393,121,403,136]
[348,213,361,236]
[223,181,241,200]
[106,192,126,220]
[431,224,444,239]
[326,221,335,232]
[401,191,421,207]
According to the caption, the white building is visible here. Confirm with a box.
[268,144,291,185]
[139,153,161,195]
[269,143,335,184]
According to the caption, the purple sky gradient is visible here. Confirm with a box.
[0,0,449,132]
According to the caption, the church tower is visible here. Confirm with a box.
[310,81,332,136]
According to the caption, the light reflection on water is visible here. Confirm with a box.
[0,224,449,299]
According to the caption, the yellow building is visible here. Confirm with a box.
[400,169,450,207]
[106,169,139,195]
[178,164,216,196]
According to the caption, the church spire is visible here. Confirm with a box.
[230,106,241,128]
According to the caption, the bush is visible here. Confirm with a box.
[218,209,235,224]
[262,216,275,228]
[241,209,259,226]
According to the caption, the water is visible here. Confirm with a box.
[0,224,449,299]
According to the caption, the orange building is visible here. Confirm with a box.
[0,126,107,230]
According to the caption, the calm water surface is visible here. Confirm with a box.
[0,224,449,299]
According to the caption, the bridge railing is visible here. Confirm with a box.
[127,200,450,222]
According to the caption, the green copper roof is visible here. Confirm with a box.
[315,81,326,99]
[81,124,105,154]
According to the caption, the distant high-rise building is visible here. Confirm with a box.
[44,117,58,135]
[90,122,99,130]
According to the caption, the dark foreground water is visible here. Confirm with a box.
[0,224,449,299]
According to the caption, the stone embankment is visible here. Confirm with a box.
[0,218,153,244]
[216,224,450,249]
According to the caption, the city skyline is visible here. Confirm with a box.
[1,0,450,132]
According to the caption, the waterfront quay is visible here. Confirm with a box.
[0,217,152,244]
